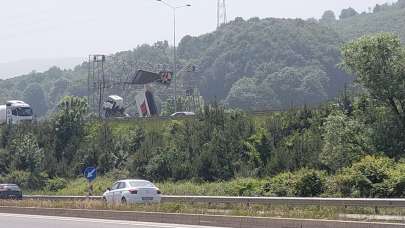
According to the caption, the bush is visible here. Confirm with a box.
[264,172,296,197]
[0,170,31,188]
[295,169,327,197]
[105,169,130,180]
[0,170,47,190]
[328,156,395,197]
[28,173,48,190]
[45,178,68,192]
[223,178,265,196]
[327,170,361,197]
[378,163,405,198]
[264,169,327,197]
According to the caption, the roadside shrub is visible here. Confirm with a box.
[0,170,47,190]
[223,178,265,196]
[145,151,172,181]
[378,162,405,198]
[0,170,31,188]
[0,148,9,174]
[328,156,395,197]
[264,169,327,197]
[45,177,68,192]
[327,170,361,197]
[105,169,130,180]
[294,169,327,197]
[28,173,48,190]
[263,172,297,197]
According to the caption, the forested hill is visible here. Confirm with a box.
[1,0,405,116]
[179,18,347,110]
[0,18,347,115]
[324,0,405,42]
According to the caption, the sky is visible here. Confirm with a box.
[0,0,395,64]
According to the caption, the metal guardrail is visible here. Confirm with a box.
[23,195,405,208]
[24,195,102,201]
[162,196,405,208]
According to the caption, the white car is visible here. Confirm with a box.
[102,179,161,204]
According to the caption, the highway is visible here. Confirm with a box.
[0,213,226,228]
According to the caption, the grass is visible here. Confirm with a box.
[1,199,404,222]
[28,177,114,196]
[22,176,405,223]
[27,177,268,197]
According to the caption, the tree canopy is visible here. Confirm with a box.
[22,83,48,117]
[341,33,405,128]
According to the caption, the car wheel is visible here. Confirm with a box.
[121,197,127,204]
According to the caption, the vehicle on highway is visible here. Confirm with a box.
[0,100,33,125]
[103,179,161,204]
[0,184,22,200]
[170,111,195,118]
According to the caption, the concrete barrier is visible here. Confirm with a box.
[0,206,403,228]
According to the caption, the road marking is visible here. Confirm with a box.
[0,213,224,228]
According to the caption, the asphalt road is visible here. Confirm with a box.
[0,213,226,228]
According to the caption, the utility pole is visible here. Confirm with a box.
[156,0,191,113]
[87,54,106,117]
[217,0,227,28]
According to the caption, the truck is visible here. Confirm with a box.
[102,95,127,118]
[0,100,33,125]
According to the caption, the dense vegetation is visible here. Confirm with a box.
[178,18,347,110]
[326,0,405,42]
[0,2,405,198]
[1,33,405,198]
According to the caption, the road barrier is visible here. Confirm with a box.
[24,195,101,201]
[24,195,405,208]
[1,206,404,228]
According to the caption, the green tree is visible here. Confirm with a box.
[0,148,9,174]
[321,110,374,172]
[53,96,88,176]
[8,133,44,173]
[330,156,394,197]
[22,83,48,117]
[49,78,70,108]
[339,7,359,20]
[320,10,337,24]
[341,33,405,129]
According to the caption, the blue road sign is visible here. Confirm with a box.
[84,167,97,182]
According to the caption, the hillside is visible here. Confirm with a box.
[1,1,405,115]
[179,18,347,110]
[329,0,405,42]
[0,57,83,80]
[0,18,348,115]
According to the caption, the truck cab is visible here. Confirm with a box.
[4,100,33,124]
[102,95,126,118]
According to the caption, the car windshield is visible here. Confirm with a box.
[129,180,154,188]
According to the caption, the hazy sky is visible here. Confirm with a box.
[0,0,394,63]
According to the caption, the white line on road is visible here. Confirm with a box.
[0,213,225,228]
